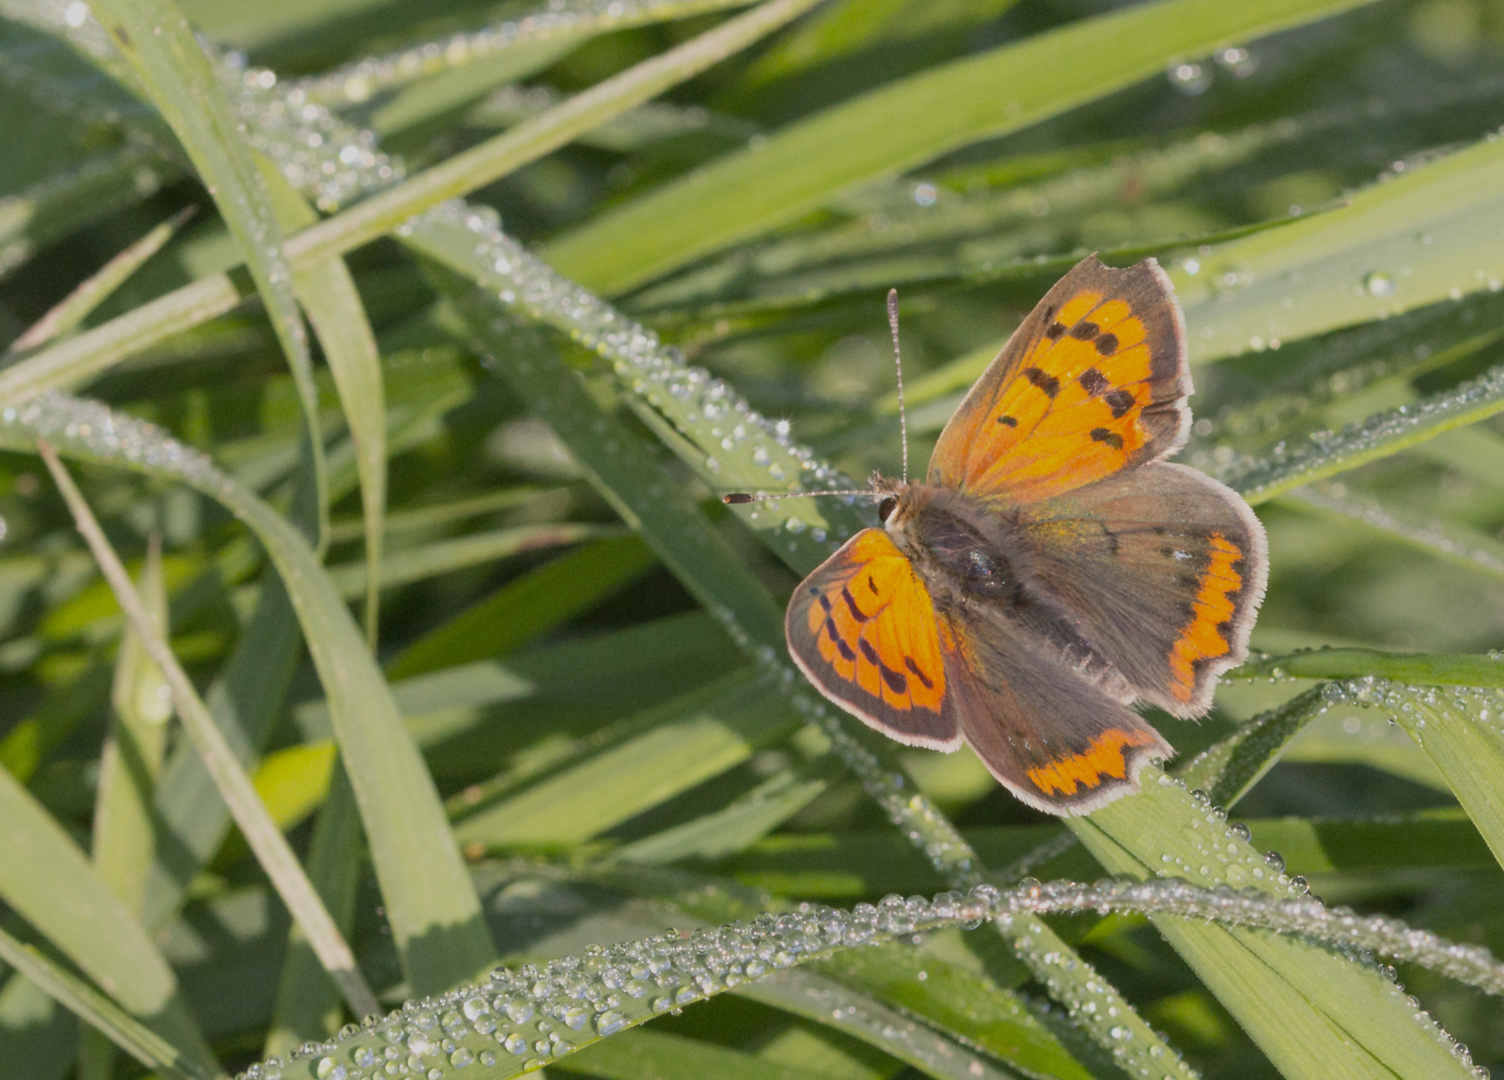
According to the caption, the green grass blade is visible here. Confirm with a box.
[615,767,827,865]
[139,574,302,931]
[325,523,611,601]
[453,672,792,848]
[1177,686,1329,809]
[8,207,191,352]
[1077,776,1478,1080]
[1232,650,1504,687]
[737,968,1019,1080]
[0,394,494,997]
[542,0,1375,293]
[554,1028,831,1080]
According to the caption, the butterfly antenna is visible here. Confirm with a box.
[887,288,909,484]
[723,488,873,505]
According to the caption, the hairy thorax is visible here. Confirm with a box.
[875,479,1032,608]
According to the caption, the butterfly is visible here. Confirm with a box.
[728,255,1267,815]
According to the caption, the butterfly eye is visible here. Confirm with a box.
[877,496,898,522]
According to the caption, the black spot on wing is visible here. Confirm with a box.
[1077,367,1110,396]
[1044,322,1068,341]
[1094,332,1119,355]
[1024,366,1060,398]
[1090,427,1124,449]
[1070,321,1100,340]
[997,415,1018,427]
[904,657,933,689]
[841,586,871,622]
[1104,389,1135,419]
[880,666,907,694]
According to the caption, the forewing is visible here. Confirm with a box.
[928,255,1189,503]
[937,601,1172,815]
[1021,463,1269,718]
[786,528,959,750]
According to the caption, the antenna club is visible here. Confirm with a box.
[723,492,755,504]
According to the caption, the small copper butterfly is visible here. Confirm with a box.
[727,256,1268,815]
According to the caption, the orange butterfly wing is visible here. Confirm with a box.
[785,529,959,750]
[928,256,1190,502]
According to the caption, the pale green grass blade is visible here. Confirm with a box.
[9,207,192,351]
[1356,683,1504,873]
[0,144,172,283]
[1077,776,1477,1080]
[92,539,172,918]
[325,487,561,544]
[261,166,387,632]
[139,576,302,930]
[87,0,329,536]
[1228,363,1504,504]
[0,395,493,997]
[1176,134,1504,363]
[542,0,1376,293]
[297,0,762,109]
[0,748,219,1077]
[0,925,216,1080]
[37,441,380,1020]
